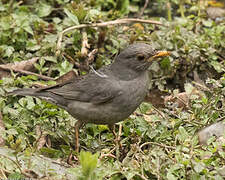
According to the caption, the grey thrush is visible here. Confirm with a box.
[10,43,170,151]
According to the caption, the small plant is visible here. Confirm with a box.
[79,151,99,180]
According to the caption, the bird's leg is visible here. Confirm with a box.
[117,124,122,145]
[108,124,117,137]
[74,120,84,153]
[67,120,83,165]
[108,124,122,149]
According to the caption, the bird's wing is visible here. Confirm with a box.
[38,71,122,104]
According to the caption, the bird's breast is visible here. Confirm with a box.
[115,71,149,112]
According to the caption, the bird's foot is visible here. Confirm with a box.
[67,151,79,166]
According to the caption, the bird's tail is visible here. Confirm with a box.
[8,88,67,108]
[8,88,39,97]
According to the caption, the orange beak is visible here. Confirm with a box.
[147,51,171,62]
[153,51,171,58]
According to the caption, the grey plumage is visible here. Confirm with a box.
[10,43,167,125]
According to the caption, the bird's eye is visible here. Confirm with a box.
[137,54,145,61]
[153,50,157,55]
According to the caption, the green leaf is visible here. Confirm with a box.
[202,20,213,27]
[44,56,57,63]
[73,30,82,45]
[116,0,130,15]
[8,172,25,179]
[160,57,171,69]
[86,9,101,21]
[139,102,152,114]
[167,172,177,180]
[4,46,14,57]
[26,97,35,110]
[38,3,52,17]
[64,8,79,25]
[40,147,62,158]
[194,163,205,173]
[23,24,34,35]
[178,126,189,142]
[7,129,18,135]
[26,39,41,51]
[184,83,194,94]
[210,61,223,73]
[57,60,73,76]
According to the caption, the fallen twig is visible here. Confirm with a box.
[137,173,149,180]
[86,49,98,63]
[0,57,39,71]
[100,147,117,160]
[0,57,39,79]
[56,18,165,54]
[0,168,7,179]
[0,64,54,81]
[139,0,149,17]
[99,153,116,159]
[62,52,78,65]
[192,81,211,92]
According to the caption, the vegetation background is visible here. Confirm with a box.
[0,0,224,179]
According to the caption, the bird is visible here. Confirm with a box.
[10,43,170,152]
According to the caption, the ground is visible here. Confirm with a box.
[0,0,225,179]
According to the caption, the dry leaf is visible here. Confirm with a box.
[55,70,78,84]
[36,125,47,150]
[145,89,168,108]
[0,57,39,79]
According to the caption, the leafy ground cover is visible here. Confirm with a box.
[0,0,224,179]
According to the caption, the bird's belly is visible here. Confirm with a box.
[67,74,149,125]
[67,101,126,124]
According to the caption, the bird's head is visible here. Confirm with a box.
[115,43,170,71]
